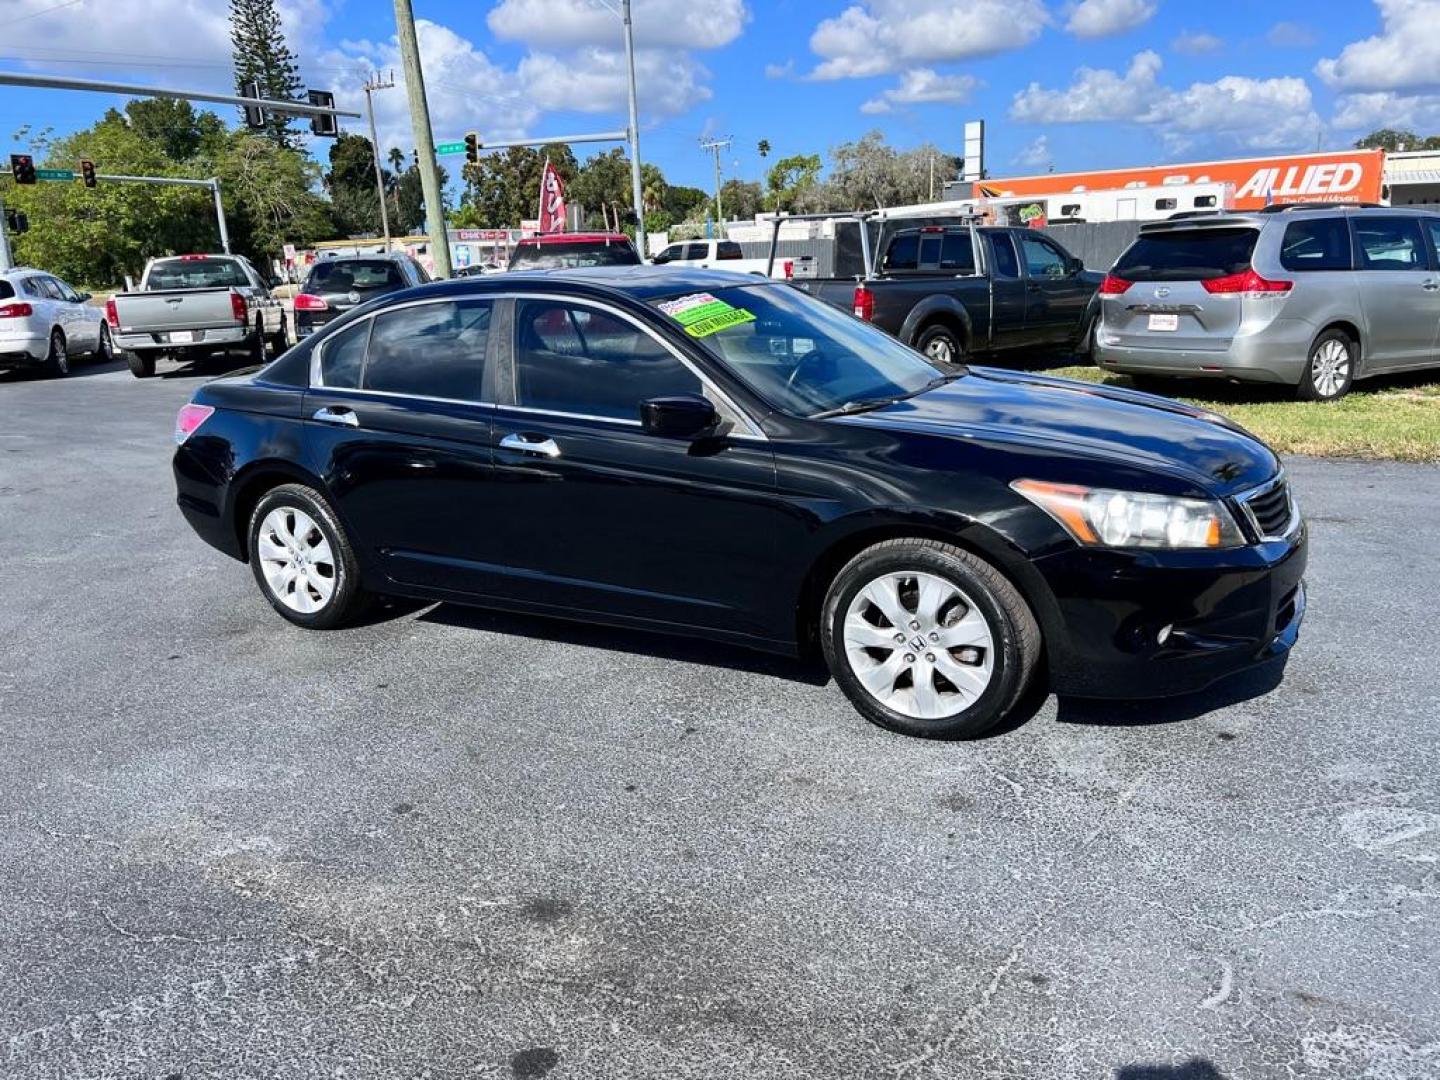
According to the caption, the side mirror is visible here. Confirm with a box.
[1067,257,1084,276]
[76,291,92,302]
[652,251,670,264]
[641,394,718,439]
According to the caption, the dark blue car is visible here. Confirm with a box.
[173,267,1306,739]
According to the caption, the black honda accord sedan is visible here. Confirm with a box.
[173,267,1306,739]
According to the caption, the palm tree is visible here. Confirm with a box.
[386,147,405,231]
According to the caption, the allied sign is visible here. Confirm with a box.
[981,149,1386,211]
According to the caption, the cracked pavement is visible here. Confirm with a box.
[1,358,1437,1079]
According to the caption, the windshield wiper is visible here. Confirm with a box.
[811,374,960,419]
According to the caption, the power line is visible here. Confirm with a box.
[11,0,86,27]
[699,135,731,230]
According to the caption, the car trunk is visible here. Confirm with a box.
[1101,226,1260,353]
[298,260,407,330]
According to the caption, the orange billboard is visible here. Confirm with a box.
[980,149,1386,211]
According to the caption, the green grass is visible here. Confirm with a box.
[1044,364,1440,462]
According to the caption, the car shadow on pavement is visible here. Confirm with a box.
[1115,1060,1228,1080]
[1055,655,1289,728]
[418,602,833,685]
[159,351,262,380]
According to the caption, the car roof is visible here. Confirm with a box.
[362,265,771,306]
[311,251,412,263]
[1141,205,1440,233]
[515,232,633,246]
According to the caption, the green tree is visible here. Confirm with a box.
[719,178,763,221]
[396,160,451,234]
[1354,127,1440,151]
[230,0,304,148]
[214,129,333,261]
[327,132,385,236]
[461,144,578,228]
[764,153,822,212]
[664,184,709,221]
[757,139,771,158]
[569,148,633,228]
[123,99,225,162]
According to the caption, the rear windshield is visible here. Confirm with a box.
[509,240,639,271]
[146,258,250,290]
[0,281,13,301]
[306,260,403,291]
[1113,227,1259,281]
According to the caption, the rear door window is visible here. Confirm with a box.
[683,243,709,261]
[1112,227,1258,281]
[882,233,919,272]
[1354,216,1429,270]
[319,320,370,389]
[1280,218,1352,272]
[716,241,745,260]
[362,299,491,400]
[988,234,1020,279]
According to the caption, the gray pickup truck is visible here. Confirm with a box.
[108,254,287,378]
[771,214,1102,365]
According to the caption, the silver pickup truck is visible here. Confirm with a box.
[108,254,287,378]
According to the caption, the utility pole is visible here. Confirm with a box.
[0,197,13,272]
[362,70,396,248]
[621,0,647,257]
[392,0,452,278]
[700,136,731,235]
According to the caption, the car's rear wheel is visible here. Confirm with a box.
[820,539,1041,739]
[268,315,288,357]
[43,330,69,378]
[125,350,156,378]
[249,321,268,364]
[1298,329,1354,401]
[94,323,114,363]
[915,323,965,366]
[247,484,368,629]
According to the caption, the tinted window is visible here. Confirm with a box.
[20,278,45,298]
[1060,203,1081,217]
[1155,198,1177,210]
[940,232,975,272]
[1280,218,1352,272]
[0,281,13,301]
[363,300,491,399]
[306,260,403,291]
[1195,195,1217,208]
[882,233,919,272]
[146,258,250,289]
[657,245,684,263]
[683,243,709,260]
[320,320,369,389]
[1354,216,1428,270]
[1018,234,1069,278]
[1426,220,1440,266]
[919,235,942,266]
[989,234,1019,278]
[717,241,745,260]
[508,240,640,270]
[515,301,700,421]
[36,278,65,300]
[1113,227,1258,281]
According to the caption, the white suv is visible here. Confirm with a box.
[0,267,113,378]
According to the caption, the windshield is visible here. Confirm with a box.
[306,260,403,291]
[509,241,639,271]
[654,284,950,417]
[146,258,250,290]
[1113,228,1259,282]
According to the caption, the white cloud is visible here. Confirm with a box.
[1266,21,1317,48]
[807,0,1048,81]
[1316,0,1440,91]
[764,59,796,79]
[1064,0,1157,39]
[517,47,711,115]
[1011,51,1323,153]
[1172,31,1224,55]
[1332,91,1440,133]
[1013,134,1050,168]
[860,69,981,113]
[487,0,748,50]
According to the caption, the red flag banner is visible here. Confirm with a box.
[538,161,567,234]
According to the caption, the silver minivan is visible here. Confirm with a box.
[1094,206,1440,399]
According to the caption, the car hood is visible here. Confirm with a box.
[840,367,1279,497]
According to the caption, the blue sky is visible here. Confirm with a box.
[4,0,1437,193]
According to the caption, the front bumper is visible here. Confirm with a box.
[1040,526,1308,698]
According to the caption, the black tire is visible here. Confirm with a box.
[42,330,69,378]
[1297,328,1355,401]
[249,322,268,365]
[820,538,1041,739]
[94,322,115,363]
[247,483,369,630]
[125,350,156,378]
[268,314,288,357]
[913,322,966,366]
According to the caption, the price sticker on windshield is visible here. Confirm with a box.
[658,292,757,338]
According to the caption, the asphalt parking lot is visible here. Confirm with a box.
[2,356,1438,1080]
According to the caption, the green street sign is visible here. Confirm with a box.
[434,141,467,156]
[36,168,75,181]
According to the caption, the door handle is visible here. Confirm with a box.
[500,432,561,458]
[1422,280,1439,291]
[312,406,359,427]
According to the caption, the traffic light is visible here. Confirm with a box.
[80,159,97,188]
[308,89,338,137]
[10,153,36,185]
[241,80,265,130]
[465,132,480,164]
[5,209,29,235]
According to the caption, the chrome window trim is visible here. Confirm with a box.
[309,288,768,442]
[1235,470,1302,543]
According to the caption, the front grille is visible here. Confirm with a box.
[1239,476,1297,541]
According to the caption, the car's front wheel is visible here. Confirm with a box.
[247,484,368,629]
[1298,329,1354,401]
[820,539,1041,739]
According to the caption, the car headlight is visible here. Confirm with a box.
[1012,479,1245,550]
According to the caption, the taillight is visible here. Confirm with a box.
[104,297,119,327]
[782,260,794,280]
[0,302,34,319]
[229,290,248,323]
[853,283,875,321]
[1099,274,1133,295]
[175,403,215,445]
[1201,268,1293,297]
[293,293,328,311]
